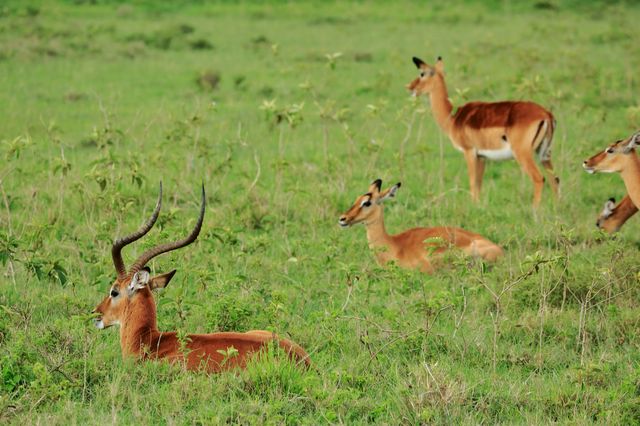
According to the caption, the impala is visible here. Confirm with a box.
[93,183,310,372]
[407,56,559,207]
[595,196,637,233]
[338,179,503,273]
[583,131,640,232]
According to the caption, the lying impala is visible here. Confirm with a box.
[93,184,310,371]
[407,56,559,207]
[583,131,640,232]
[338,179,503,273]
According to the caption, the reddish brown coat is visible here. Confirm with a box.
[408,56,559,206]
[584,132,640,232]
[339,180,503,273]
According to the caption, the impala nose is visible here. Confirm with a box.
[338,216,348,227]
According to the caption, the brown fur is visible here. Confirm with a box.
[339,180,503,273]
[453,101,551,131]
[93,189,310,373]
[94,281,310,372]
[408,57,558,206]
[584,132,640,231]
[596,196,637,233]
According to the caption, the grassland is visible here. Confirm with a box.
[1,0,640,423]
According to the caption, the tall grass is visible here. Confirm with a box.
[1,0,640,423]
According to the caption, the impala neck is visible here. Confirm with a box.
[429,74,454,134]
[620,154,640,207]
[120,290,159,357]
[364,208,392,250]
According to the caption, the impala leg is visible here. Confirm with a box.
[472,239,504,262]
[463,150,480,202]
[476,156,486,195]
[419,258,435,273]
[541,159,560,198]
[513,150,544,207]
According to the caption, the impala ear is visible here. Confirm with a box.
[129,267,151,293]
[624,131,640,153]
[377,182,401,204]
[149,270,177,290]
[434,56,444,73]
[412,56,426,69]
[368,178,382,194]
[601,198,616,218]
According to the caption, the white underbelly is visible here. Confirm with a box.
[477,145,513,161]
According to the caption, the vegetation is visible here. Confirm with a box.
[1,0,640,423]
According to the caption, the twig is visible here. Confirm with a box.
[367,305,451,366]
[0,177,13,234]
[341,283,353,312]
[399,111,417,180]
[423,362,450,417]
[367,327,424,366]
[339,315,401,334]
[248,151,261,193]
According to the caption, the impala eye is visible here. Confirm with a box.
[110,289,119,298]
[606,148,615,154]
[361,200,372,207]
[420,71,425,77]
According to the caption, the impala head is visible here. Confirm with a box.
[338,179,401,227]
[93,183,206,330]
[595,197,616,229]
[583,131,640,174]
[406,56,444,97]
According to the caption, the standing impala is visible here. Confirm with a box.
[338,179,503,273]
[583,131,640,231]
[407,56,559,207]
[93,183,310,372]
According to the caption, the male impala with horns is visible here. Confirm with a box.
[93,183,310,372]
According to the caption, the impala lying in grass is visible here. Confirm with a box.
[93,183,310,372]
[583,131,640,232]
[338,179,503,273]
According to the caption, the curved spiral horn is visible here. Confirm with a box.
[111,182,162,279]
[128,184,206,274]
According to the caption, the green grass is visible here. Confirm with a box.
[1,0,640,423]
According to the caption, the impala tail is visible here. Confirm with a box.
[279,338,312,368]
[535,116,555,163]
